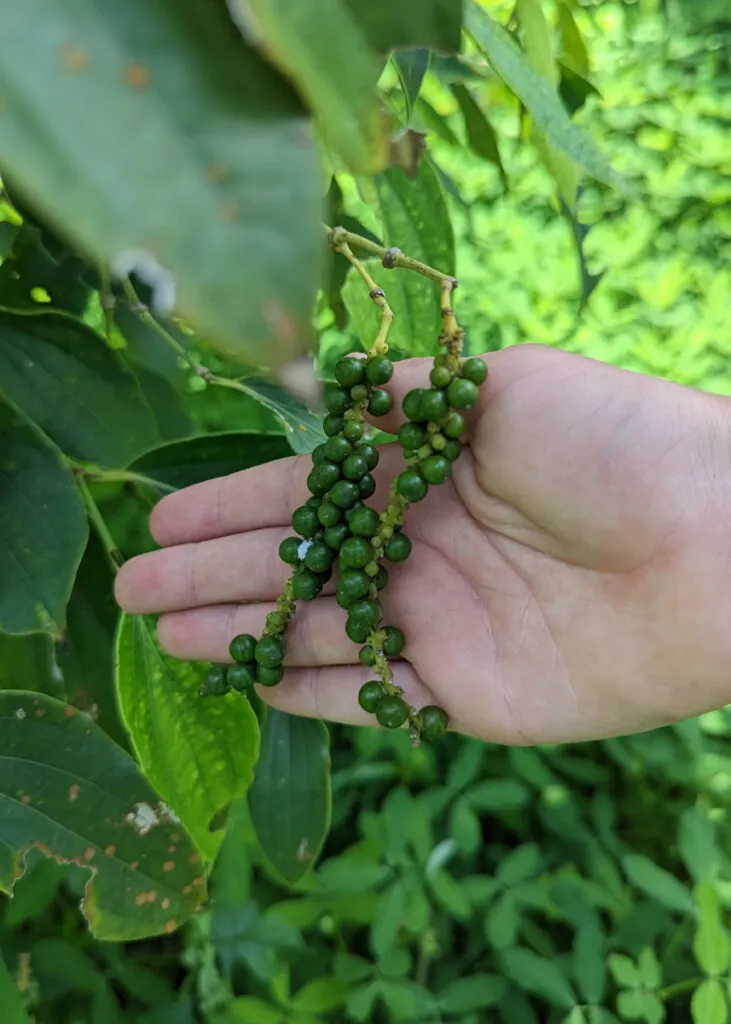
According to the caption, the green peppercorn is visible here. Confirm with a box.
[375,565,389,590]
[323,523,350,551]
[368,389,393,417]
[403,388,427,422]
[312,443,329,465]
[359,680,386,712]
[330,479,361,509]
[351,384,369,403]
[317,502,341,527]
[304,542,334,573]
[419,388,448,422]
[461,357,488,385]
[291,505,320,538]
[359,646,377,667]
[446,377,479,410]
[227,662,256,693]
[443,439,462,461]
[375,695,408,729]
[418,705,449,740]
[202,664,229,697]
[365,355,394,385]
[384,533,412,562]
[345,502,365,523]
[278,536,301,565]
[346,618,370,644]
[399,422,426,450]
[324,435,353,463]
[431,433,447,451]
[360,444,380,470]
[324,384,349,413]
[442,411,465,439]
[421,454,451,485]
[342,453,368,480]
[306,495,323,508]
[257,664,285,687]
[348,598,381,630]
[335,356,365,388]
[340,536,373,569]
[307,462,341,496]
[292,569,322,601]
[229,633,257,663]
[343,419,364,442]
[382,626,405,657]
[349,506,380,537]
[337,569,370,605]
[359,474,377,499]
[397,469,428,503]
[430,364,453,388]
[323,413,344,437]
[255,635,285,668]
[266,611,286,632]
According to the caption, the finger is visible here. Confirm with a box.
[158,597,361,667]
[115,526,295,614]
[258,661,434,728]
[149,443,406,547]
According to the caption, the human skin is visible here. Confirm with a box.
[115,344,731,745]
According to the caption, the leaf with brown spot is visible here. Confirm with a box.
[0,691,206,940]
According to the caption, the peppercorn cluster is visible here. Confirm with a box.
[199,349,488,743]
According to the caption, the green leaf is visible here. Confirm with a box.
[0,945,30,1024]
[0,690,206,939]
[637,948,661,989]
[236,0,385,173]
[558,3,590,77]
[573,925,607,1004]
[211,900,304,982]
[416,98,461,147]
[0,399,87,637]
[438,974,505,1012]
[248,709,331,883]
[608,954,641,989]
[0,0,321,367]
[621,854,692,913]
[234,379,327,455]
[0,633,58,695]
[467,777,530,812]
[692,979,727,1024]
[0,308,159,465]
[450,84,507,186]
[343,0,463,53]
[680,806,718,883]
[381,979,437,1020]
[343,162,454,358]
[115,614,259,861]
[293,977,348,1013]
[693,883,730,975]
[465,2,623,191]
[617,989,664,1024]
[371,880,408,956]
[127,432,292,492]
[394,49,431,124]
[4,851,64,927]
[57,533,127,747]
[113,302,190,385]
[215,997,282,1024]
[485,890,519,949]
[429,869,471,921]
[502,946,576,1010]
[0,218,92,316]
[496,843,543,886]
[133,369,194,445]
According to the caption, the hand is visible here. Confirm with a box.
[115,345,731,744]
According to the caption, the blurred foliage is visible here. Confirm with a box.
[2,1,731,1022]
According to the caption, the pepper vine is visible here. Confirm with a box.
[200,227,488,744]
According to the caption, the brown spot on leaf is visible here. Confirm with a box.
[19,794,30,805]
[124,64,151,89]
[64,706,77,717]
[130,861,139,871]
[162,861,175,872]
[61,44,88,73]
[167,845,176,854]
[161,898,171,910]
[206,164,228,183]
[104,845,116,857]
[68,784,80,802]
[263,300,299,346]
[34,708,45,718]
[170,833,180,843]
[134,892,147,906]
[164,920,177,934]
[189,852,201,865]
[83,848,95,862]
[183,885,192,895]
[218,201,238,222]
[193,875,205,887]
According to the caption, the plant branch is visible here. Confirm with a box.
[76,474,123,573]
[328,233,394,356]
[325,224,458,288]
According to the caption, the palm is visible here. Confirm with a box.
[116,345,729,744]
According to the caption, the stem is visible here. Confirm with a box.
[80,468,177,495]
[99,264,115,344]
[123,279,190,363]
[325,224,458,288]
[658,977,704,1002]
[328,235,394,357]
[76,475,123,573]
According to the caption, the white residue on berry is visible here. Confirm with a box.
[297,539,313,560]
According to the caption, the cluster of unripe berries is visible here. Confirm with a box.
[200,348,487,742]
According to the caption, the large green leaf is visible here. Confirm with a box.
[465,2,622,190]
[0,633,59,696]
[0,0,322,367]
[450,84,507,186]
[343,161,454,357]
[127,432,292,492]
[236,379,327,455]
[0,308,160,465]
[0,400,88,637]
[0,690,206,940]
[57,533,128,748]
[0,219,92,316]
[115,614,260,861]
[248,710,331,883]
[235,0,385,173]
[344,0,463,53]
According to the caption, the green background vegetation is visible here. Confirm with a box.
[2,1,731,1022]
